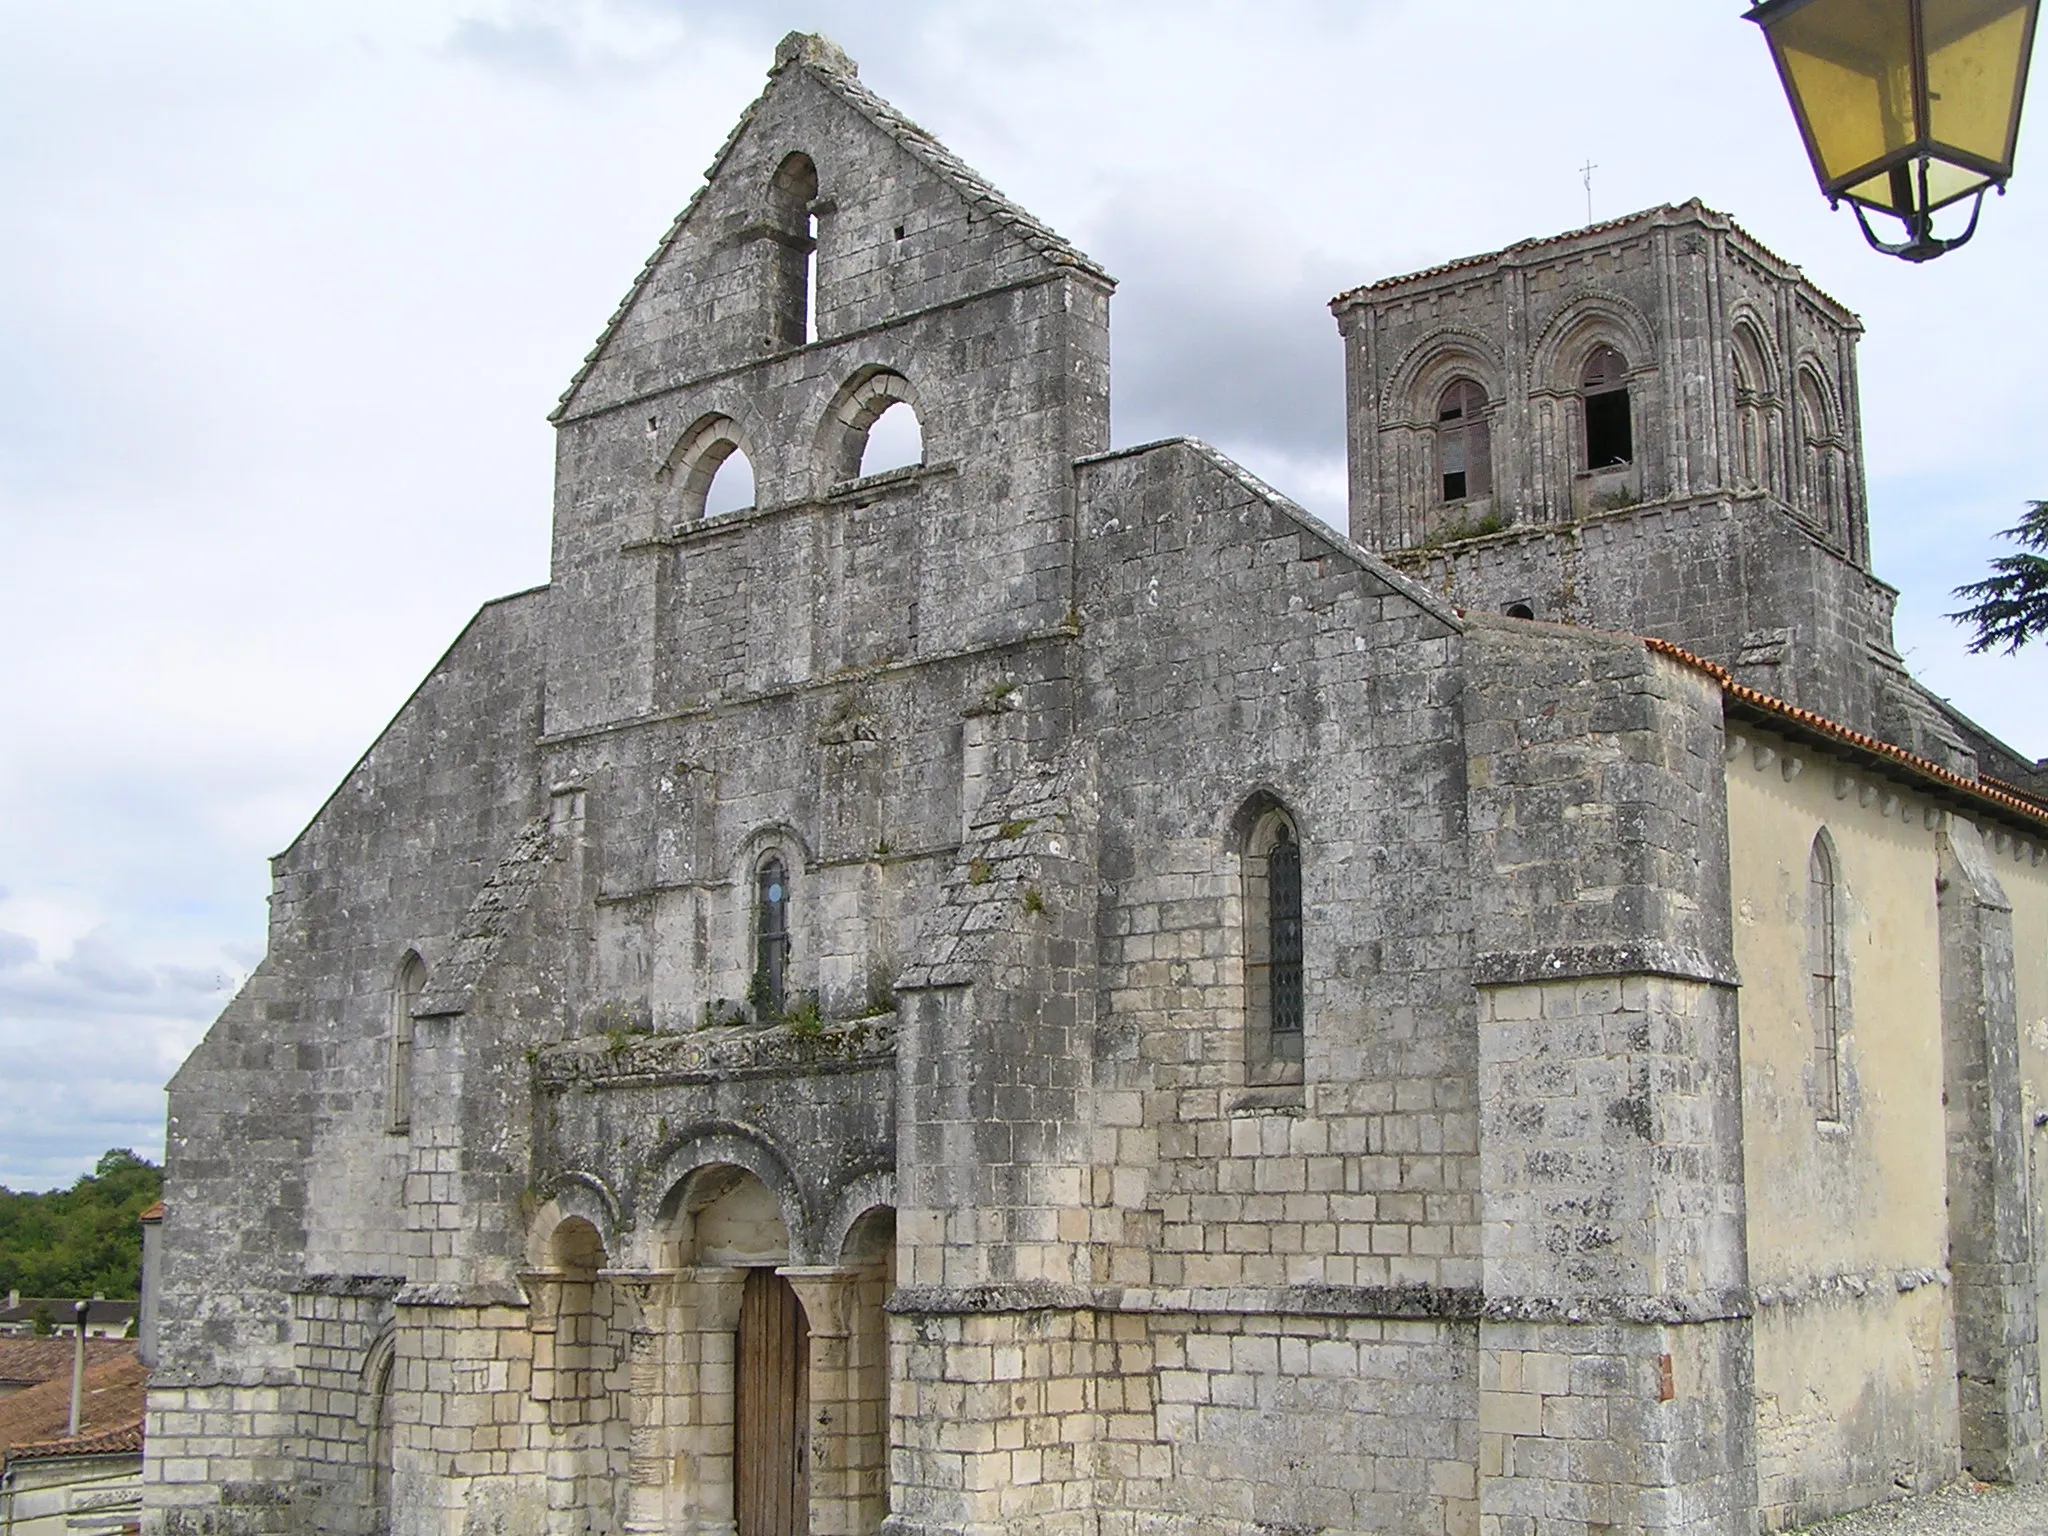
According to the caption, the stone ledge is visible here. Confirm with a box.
[295,1274,405,1299]
[1474,940,1739,988]
[535,1016,896,1090]
[887,1280,1757,1325]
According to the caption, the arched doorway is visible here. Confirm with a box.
[736,1267,810,1536]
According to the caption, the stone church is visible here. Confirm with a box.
[144,31,2048,1536]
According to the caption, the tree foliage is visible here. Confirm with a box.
[1950,500,2048,655]
[0,1149,162,1301]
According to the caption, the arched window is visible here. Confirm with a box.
[1731,323,1776,494]
[821,369,923,484]
[704,447,756,517]
[1582,344,1633,469]
[389,951,424,1134]
[858,400,924,478]
[1807,831,1844,1120]
[754,855,792,1018]
[768,152,820,350]
[665,415,757,524]
[1243,806,1305,1086]
[1436,378,1492,503]
[1797,369,1845,535]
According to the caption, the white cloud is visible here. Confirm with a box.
[2,0,2044,1184]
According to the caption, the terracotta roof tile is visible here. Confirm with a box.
[1644,636,2048,831]
[0,1338,137,1389]
[0,1349,147,1460]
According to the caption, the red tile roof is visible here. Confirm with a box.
[1645,636,2048,831]
[0,1348,147,1464]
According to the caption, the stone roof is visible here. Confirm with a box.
[0,1347,146,1464]
[414,813,558,1019]
[550,31,1108,424]
[1330,200,1853,327]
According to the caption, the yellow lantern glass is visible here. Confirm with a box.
[1749,0,2038,255]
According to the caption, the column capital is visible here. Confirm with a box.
[777,1266,867,1337]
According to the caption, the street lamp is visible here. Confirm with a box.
[1747,0,2039,260]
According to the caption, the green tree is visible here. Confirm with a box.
[1950,501,2048,655]
[0,1148,162,1301]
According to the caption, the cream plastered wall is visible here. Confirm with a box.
[1725,723,1959,1524]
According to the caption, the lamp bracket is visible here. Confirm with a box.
[1849,186,1990,263]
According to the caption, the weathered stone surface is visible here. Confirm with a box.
[144,31,2048,1536]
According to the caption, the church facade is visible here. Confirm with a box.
[144,33,2048,1536]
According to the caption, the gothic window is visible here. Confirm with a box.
[1436,378,1492,503]
[1807,831,1845,1121]
[1582,344,1634,469]
[389,951,424,1134]
[1243,806,1305,1086]
[769,152,820,350]
[754,855,792,1018]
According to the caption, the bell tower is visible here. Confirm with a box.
[1333,201,1964,765]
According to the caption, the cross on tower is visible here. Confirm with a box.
[1581,159,1598,225]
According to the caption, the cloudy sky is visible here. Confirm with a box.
[2,1,2043,1190]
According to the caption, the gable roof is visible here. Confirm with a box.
[549,32,1109,424]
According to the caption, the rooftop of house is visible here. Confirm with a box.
[0,1337,140,1391]
[0,1345,146,1467]
[0,1297,138,1333]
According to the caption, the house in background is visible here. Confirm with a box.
[0,1298,138,1343]
[0,1344,146,1536]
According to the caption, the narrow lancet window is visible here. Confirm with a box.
[389,951,424,1134]
[1582,344,1633,469]
[1243,805,1305,1086]
[1807,832,1844,1121]
[768,153,820,351]
[1268,827,1304,1048]
[1437,379,1492,503]
[755,856,791,1018]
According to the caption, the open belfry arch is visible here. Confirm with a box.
[146,30,2048,1536]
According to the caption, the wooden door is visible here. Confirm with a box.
[736,1267,809,1536]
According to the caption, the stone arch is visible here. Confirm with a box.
[1730,312,1783,495]
[1225,785,1311,849]
[1529,292,1656,397]
[1795,360,1848,535]
[356,1323,398,1534]
[1379,327,1506,426]
[659,412,760,526]
[525,1173,622,1271]
[822,1170,897,1263]
[646,1125,811,1265]
[817,366,924,484]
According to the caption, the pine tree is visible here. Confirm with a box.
[1950,501,2048,655]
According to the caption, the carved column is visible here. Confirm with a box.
[781,1267,884,1536]
[677,1267,749,1536]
